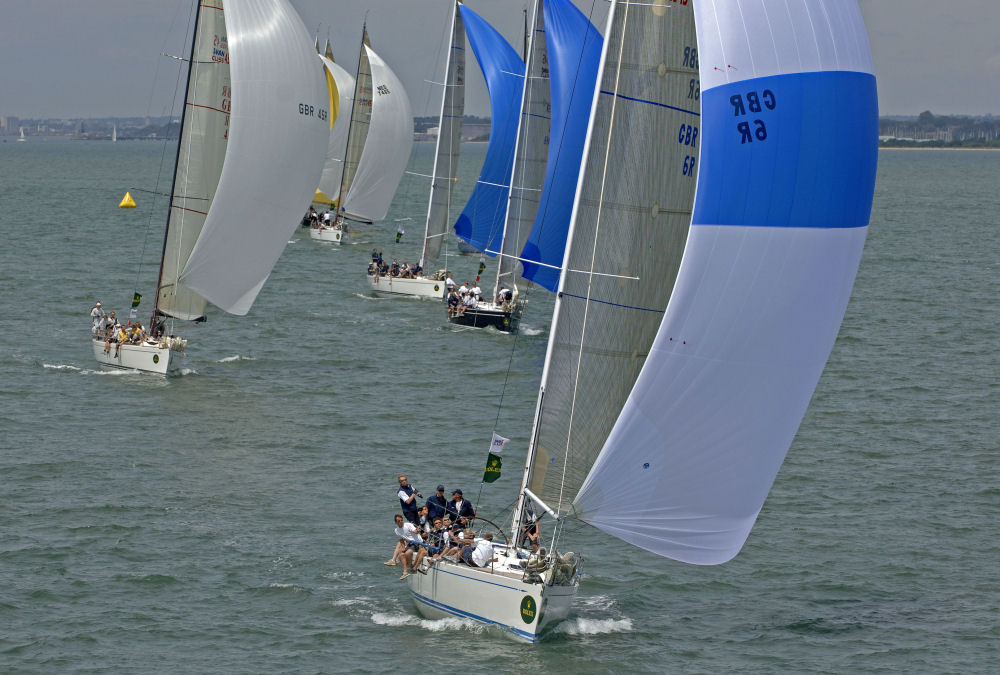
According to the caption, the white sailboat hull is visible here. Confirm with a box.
[406,557,577,643]
[367,275,445,299]
[310,225,344,244]
[91,339,183,375]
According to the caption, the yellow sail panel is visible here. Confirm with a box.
[313,188,336,206]
[325,65,339,130]
[119,191,137,208]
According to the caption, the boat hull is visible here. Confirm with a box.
[310,226,344,244]
[368,275,446,299]
[91,339,183,375]
[406,559,577,642]
[449,302,520,332]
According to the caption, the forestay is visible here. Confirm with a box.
[156,2,229,321]
[421,3,466,266]
[526,0,698,518]
[179,0,330,315]
[343,45,413,223]
[453,5,525,256]
[519,0,603,292]
[575,0,878,565]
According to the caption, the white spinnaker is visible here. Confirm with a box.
[575,0,877,565]
[421,5,465,265]
[179,0,329,315]
[342,45,413,223]
[317,54,355,202]
[157,3,228,321]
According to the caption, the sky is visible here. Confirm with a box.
[1,0,999,120]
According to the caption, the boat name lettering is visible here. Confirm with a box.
[688,78,700,101]
[376,84,391,96]
[298,103,329,122]
[678,124,698,148]
[731,90,776,144]
[683,45,698,70]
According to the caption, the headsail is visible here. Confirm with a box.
[518,0,603,292]
[178,0,330,315]
[342,45,413,223]
[421,1,466,266]
[453,5,525,256]
[574,0,878,565]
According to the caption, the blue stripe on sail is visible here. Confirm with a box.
[520,0,603,291]
[454,6,525,255]
[693,70,878,229]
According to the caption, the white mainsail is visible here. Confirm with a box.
[420,2,466,267]
[494,0,549,295]
[156,2,230,321]
[177,0,330,315]
[342,45,413,223]
[316,53,355,204]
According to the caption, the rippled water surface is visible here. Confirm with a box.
[1,140,997,672]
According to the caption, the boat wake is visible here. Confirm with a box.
[519,325,545,337]
[551,617,634,636]
[42,363,82,372]
[217,355,255,363]
[370,612,484,634]
[43,363,138,376]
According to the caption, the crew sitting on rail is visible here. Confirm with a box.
[496,286,513,306]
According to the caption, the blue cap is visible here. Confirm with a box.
[452,488,463,496]
[437,485,445,491]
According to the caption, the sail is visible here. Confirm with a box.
[453,5,525,256]
[342,45,413,222]
[156,2,229,321]
[421,3,466,266]
[524,1,699,518]
[574,0,878,565]
[338,29,373,209]
[495,0,549,294]
[518,0,602,292]
[178,0,330,314]
[317,54,355,204]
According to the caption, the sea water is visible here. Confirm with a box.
[0,139,997,672]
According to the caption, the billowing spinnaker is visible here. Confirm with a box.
[317,54,355,203]
[342,46,413,223]
[575,0,878,565]
[519,0,602,292]
[453,5,525,256]
[179,0,329,315]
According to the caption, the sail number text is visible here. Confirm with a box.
[731,89,776,144]
[679,124,698,177]
[298,103,329,122]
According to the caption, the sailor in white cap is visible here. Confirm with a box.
[90,301,105,334]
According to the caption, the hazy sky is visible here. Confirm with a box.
[1,0,998,120]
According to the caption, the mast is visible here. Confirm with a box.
[491,0,540,302]
[419,1,461,268]
[511,0,616,539]
[151,0,203,328]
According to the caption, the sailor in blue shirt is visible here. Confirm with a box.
[396,474,421,525]
[425,485,449,521]
[446,489,475,523]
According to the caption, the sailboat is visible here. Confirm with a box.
[404,0,878,642]
[449,0,602,332]
[368,1,465,298]
[92,0,330,374]
[312,26,413,244]
[17,127,26,142]
[112,124,117,142]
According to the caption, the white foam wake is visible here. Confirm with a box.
[370,612,482,633]
[552,617,634,636]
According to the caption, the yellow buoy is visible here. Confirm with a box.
[119,191,137,208]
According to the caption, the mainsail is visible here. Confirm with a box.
[452,5,525,256]
[493,0,549,296]
[341,44,413,223]
[420,1,466,266]
[177,0,329,315]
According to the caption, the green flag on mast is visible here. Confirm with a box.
[483,432,509,483]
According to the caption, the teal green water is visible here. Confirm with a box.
[1,140,997,672]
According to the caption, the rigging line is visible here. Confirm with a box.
[483,250,639,280]
[556,0,629,517]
